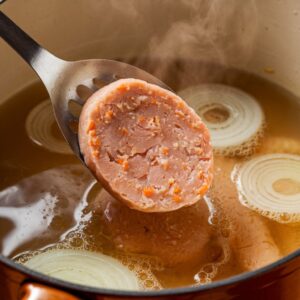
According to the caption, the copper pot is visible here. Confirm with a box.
[1,0,300,299]
[1,253,300,299]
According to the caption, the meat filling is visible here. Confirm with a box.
[79,79,213,212]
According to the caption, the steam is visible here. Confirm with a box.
[108,0,258,88]
[144,0,258,87]
[89,0,259,88]
[148,0,258,65]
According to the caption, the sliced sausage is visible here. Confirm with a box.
[79,79,213,212]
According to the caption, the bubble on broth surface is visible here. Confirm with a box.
[207,157,281,271]
[0,164,92,257]
[194,238,230,285]
[115,253,162,290]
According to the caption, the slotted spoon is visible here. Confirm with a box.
[0,11,168,162]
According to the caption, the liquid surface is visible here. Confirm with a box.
[0,59,300,289]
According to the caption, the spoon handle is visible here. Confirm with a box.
[0,11,66,88]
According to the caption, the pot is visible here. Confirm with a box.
[1,0,300,299]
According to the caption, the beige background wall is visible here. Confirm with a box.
[1,0,300,103]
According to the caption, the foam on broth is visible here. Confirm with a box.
[0,60,300,289]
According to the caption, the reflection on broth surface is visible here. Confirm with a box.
[0,60,300,290]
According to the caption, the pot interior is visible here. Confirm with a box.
[1,0,300,295]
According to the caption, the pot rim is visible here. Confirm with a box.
[0,247,299,297]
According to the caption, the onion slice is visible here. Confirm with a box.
[233,154,300,223]
[26,100,72,155]
[24,249,140,290]
[179,84,265,156]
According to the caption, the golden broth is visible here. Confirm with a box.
[0,61,300,289]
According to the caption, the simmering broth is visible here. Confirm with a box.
[0,59,300,289]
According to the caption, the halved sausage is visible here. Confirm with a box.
[79,79,213,212]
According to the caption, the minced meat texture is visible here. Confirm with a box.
[79,79,213,212]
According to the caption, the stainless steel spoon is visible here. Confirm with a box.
[0,11,168,162]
